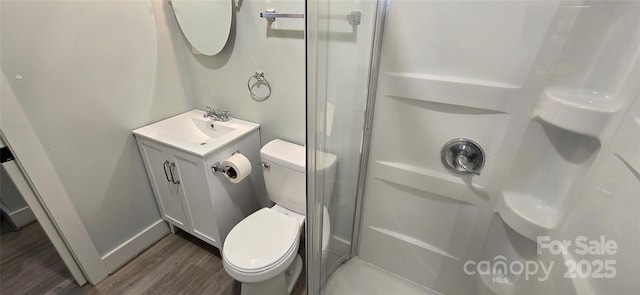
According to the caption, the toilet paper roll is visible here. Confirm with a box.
[222,153,252,184]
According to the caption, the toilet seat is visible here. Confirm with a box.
[223,206,332,283]
[223,208,302,282]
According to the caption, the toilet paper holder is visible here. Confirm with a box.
[211,150,240,174]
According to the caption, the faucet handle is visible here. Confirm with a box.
[441,138,485,176]
[220,110,230,121]
[204,106,213,118]
[455,154,480,175]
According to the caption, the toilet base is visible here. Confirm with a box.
[240,254,303,295]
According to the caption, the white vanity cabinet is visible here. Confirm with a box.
[173,148,221,245]
[138,139,223,245]
[133,111,264,249]
[136,139,191,231]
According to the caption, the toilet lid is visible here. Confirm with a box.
[224,208,300,271]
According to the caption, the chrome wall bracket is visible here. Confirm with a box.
[211,150,240,174]
[441,138,485,175]
[211,162,227,174]
[346,11,361,26]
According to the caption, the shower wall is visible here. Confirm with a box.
[357,1,640,294]
[515,92,640,295]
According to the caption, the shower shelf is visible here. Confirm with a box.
[497,117,601,241]
[498,192,560,241]
[535,87,623,141]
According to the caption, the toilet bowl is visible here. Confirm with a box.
[222,139,337,295]
[223,205,331,294]
[223,206,303,284]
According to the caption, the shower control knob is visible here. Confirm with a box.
[441,138,485,176]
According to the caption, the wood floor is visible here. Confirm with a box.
[1,220,306,294]
[1,219,72,294]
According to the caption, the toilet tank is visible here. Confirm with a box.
[260,140,337,215]
[261,140,306,214]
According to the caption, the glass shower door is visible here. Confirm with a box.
[305,0,379,293]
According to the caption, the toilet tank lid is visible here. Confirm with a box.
[261,139,305,172]
[261,139,338,173]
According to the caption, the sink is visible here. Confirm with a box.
[133,109,260,157]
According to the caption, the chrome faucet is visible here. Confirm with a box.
[203,106,230,122]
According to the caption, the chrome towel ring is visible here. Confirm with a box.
[247,71,271,101]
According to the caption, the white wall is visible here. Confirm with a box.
[0,1,194,256]
[2,72,107,283]
[182,0,306,145]
[181,0,376,245]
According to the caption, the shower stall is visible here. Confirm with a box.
[306,0,640,294]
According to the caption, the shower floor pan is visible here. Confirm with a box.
[323,257,442,295]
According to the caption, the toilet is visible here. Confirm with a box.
[222,139,337,295]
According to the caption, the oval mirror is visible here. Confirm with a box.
[171,0,232,56]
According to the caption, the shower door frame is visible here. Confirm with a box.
[348,0,388,258]
[305,0,389,293]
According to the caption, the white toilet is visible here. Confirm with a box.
[222,139,337,295]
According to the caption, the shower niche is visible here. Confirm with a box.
[499,0,640,241]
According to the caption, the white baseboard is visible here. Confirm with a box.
[0,204,36,230]
[7,206,37,229]
[101,219,169,273]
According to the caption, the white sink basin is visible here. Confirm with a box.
[133,109,260,157]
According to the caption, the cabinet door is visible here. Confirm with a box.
[137,139,189,229]
[172,150,219,247]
